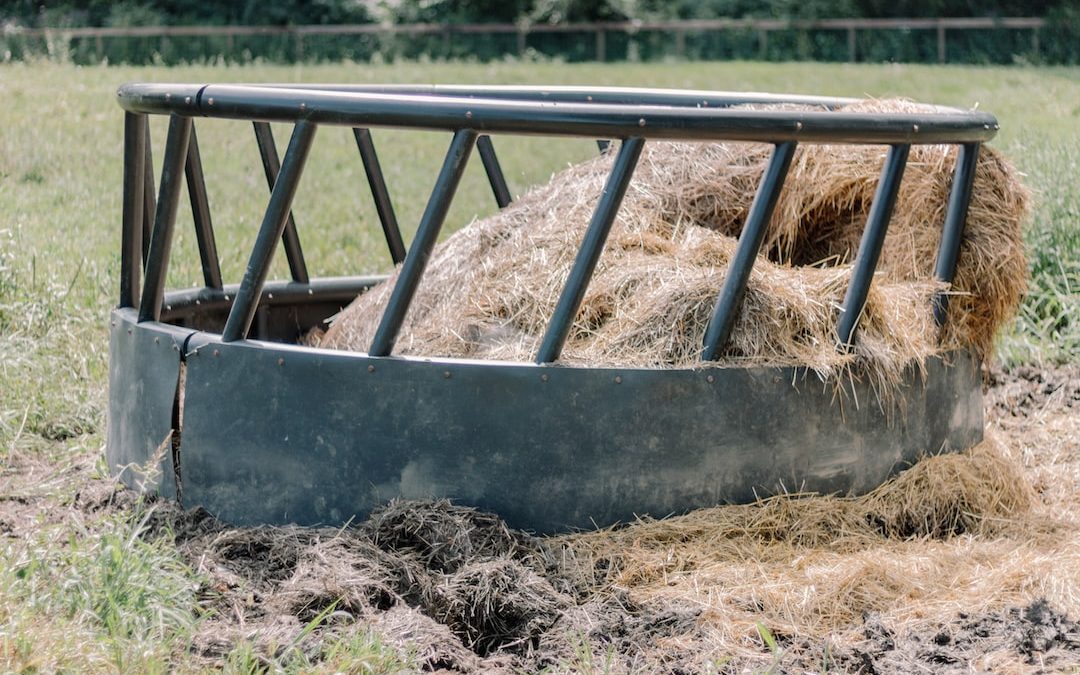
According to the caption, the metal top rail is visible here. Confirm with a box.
[117,83,996,144]
[117,83,993,365]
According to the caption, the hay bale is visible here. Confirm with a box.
[318,99,1028,383]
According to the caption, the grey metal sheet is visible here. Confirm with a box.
[106,308,194,499]
[177,332,982,533]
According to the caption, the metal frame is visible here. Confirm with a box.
[110,83,993,531]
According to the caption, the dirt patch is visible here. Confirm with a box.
[834,600,1080,674]
[986,364,1080,419]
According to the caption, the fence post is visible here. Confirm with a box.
[847,25,856,62]
[937,23,946,63]
[758,28,768,59]
[675,29,686,59]
[595,28,605,61]
[517,27,526,57]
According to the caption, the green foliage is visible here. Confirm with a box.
[1000,135,1080,366]
[0,508,199,671]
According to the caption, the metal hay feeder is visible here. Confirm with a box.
[108,84,989,533]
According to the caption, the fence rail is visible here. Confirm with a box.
[2,16,1055,64]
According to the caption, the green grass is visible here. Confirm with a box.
[0,59,1077,670]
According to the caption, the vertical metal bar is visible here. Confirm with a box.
[937,23,946,63]
[253,121,310,283]
[836,144,910,348]
[184,124,223,290]
[141,122,156,262]
[675,29,686,58]
[847,26,856,62]
[120,112,147,309]
[368,130,478,357]
[138,114,193,323]
[476,134,512,209]
[595,29,606,62]
[353,128,407,265]
[535,137,645,364]
[702,141,797,361]
[222,121,318,343]
[932,142,980,326]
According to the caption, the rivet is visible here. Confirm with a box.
[185,96,192,104]
[614,375,622,384]
[207,97,214,105]
[154,337,160,344]
[706,374,715,383]
[165,93,171,101]
[267,293,274,300]
[213,349,220,357]
[465,110,473,119]
[795,121,803,131]
[224,295,230,301]
[367,365,375,373]
[195,299,201,306]
[984,124,991,130]
[702,100,709,107]
[166,305,172,311]
[586,95,593,102]
[277,358,285,366]
[638,118,646,127]
[111,320,116,327]
[127,328,132,335]
[993,123,1000,130]
[443,370,452,379]
[540,373,549,382]
[912,124,919,132]
[307,288,314,295]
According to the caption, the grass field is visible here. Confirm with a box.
[0,60,1078,671]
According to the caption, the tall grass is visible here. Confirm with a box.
[0,508,197,671]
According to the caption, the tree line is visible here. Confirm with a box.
[3,0,1075,29]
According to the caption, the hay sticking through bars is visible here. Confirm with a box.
[318,99,1028,386]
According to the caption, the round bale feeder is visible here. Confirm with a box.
[108,84,991,533]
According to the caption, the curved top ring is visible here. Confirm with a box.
[116,83,998,144]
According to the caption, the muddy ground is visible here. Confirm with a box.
[2,364,1078,673]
